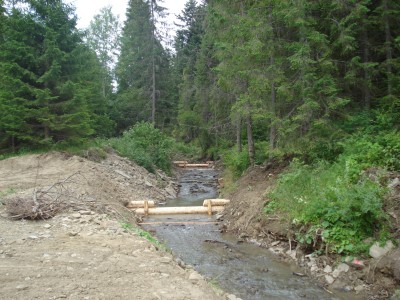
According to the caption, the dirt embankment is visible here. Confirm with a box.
[220,165,400,300]
[0,152,225,300]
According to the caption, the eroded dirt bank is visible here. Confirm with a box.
[220,165,400,300]
[0,152,224,300]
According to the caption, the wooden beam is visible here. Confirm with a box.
[126,200,156,208]
[202,199,230,207]
[133,206,225,215]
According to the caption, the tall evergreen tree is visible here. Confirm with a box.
[115,0,173,132]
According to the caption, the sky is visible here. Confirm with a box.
[67,0,186,30]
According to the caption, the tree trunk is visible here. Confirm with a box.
[236,116,242,153]
[383,0,393,96]
[269,54,277,161]
[150,0,156,124]
[11,136,15,152]
[246,115,255,166]
[362,26,371,110]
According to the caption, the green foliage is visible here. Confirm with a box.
[343,131,400,171]
[120,222,166,250]
[269,158,387,254]
[263,200,277,215]
[108,122,175,173]
[223,148,250,177]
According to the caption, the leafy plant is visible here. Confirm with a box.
[108,122,175,173]
[269,158,387,255]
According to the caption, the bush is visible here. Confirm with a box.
[269,159,386,254]
[223,148,250,177]
[108,122,175,173]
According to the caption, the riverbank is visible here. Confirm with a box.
[220,165,400,299]
[0,152,224,300]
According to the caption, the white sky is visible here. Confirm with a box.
[67,0,186,30]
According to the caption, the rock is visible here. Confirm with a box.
[388,177,400,189]
[332,269,341,278]
[159,256,172,264]
[354,285,365,294]
[286,250,297,260]
[72,213,81,219]
[310,265,319,273]
[145,181,153,187]
[43,224,51,229]
[28,235,39,240]
[226,294,242,300]
[323,265,332,273]
[16,285,29,290]
[215,214,224,221]
[336,263,350,273]
[114,170,132,179]
[369,241,394,259]
[79,210,92,215]
[188,271,203,283]
[325,275,335,285]
[271,241,280,246]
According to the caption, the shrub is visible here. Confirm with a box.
[108,122,174,173]
[223,148,250,177]
[269,159,386,254]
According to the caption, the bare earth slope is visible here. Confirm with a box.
[0,152,223,300]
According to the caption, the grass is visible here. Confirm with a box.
[120,222,168,251]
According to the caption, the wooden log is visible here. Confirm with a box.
[134,206,225,215]
[183,164,210,168]
[202,199,230,207]
[126,200,156,208]
[139,221,219,225]
[173,161,188,165]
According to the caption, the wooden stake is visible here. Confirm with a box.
[144,200,149,216]
[207,199,212,216]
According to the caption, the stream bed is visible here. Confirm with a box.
[143,168,360,300]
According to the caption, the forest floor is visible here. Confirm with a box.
[0,152,225,300]
[220,164,400,300]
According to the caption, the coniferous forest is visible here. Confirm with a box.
[1,0,400,255]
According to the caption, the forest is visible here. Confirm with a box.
[1,0,400,255]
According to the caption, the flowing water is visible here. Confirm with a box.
[143,168,360,300]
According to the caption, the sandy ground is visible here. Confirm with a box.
[0,152,226,300]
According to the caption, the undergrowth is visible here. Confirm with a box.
[269,157,389,255]
[120,222,167,251]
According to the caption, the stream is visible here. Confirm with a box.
[143,168,359,300]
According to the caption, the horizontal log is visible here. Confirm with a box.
[202,199,230,207]
[173,161,188,165]
[134,206,225,215]
[179,163,211,168]
[126,200,156,208]
[139,221,219,225]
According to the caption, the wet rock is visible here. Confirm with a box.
[325,275,335,285]
[369,241,394,259]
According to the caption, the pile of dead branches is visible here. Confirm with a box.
[5,172,83,220]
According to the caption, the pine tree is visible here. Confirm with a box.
[115,0,172,131]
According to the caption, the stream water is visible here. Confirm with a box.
[143,168,359,300]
